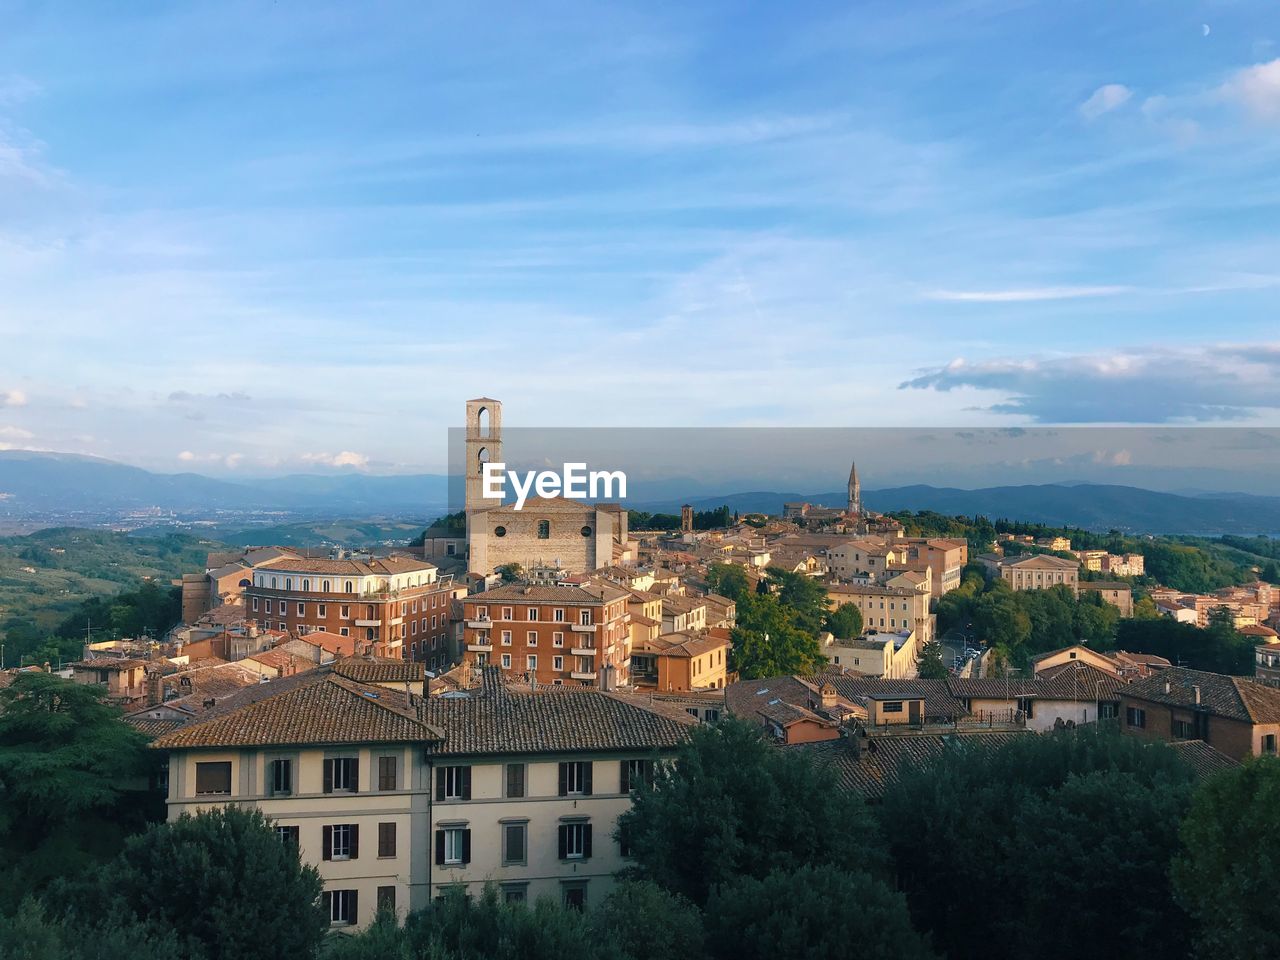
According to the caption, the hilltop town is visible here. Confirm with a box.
[3,397,1271,954]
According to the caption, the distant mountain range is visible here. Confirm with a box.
[3,451,1279,536]
[0,451,448,515]
[656,484,1280,536]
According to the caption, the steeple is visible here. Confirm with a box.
[847,461,861,516]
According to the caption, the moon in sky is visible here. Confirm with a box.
[1202,23,1211,37]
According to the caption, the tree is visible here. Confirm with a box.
[0,673,161,902]
[705,865,936,960]
[496,563,524,583]
[881,727,1198,960]
[729,594,823,679]
[765,569,828,635]
[705,563,750,602]
[823,603,863,639]
[617,718,885,905]
[1173,758,1280,960]
[916,641,948,679]
[1262,560,1280,585]
[1115,616,1254,675]
[592,880,705,960]
[0,899,184,960]
[81,807,326,960]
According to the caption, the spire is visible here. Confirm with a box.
[847,461,861,516]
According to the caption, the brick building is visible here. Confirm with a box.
[462,583,631,687]
[243,555,458,665]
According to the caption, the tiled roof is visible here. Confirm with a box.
[1002,554,1079,569]
[1123,666,1280,724]
[727,673,965,724]
[332,657,426,684]
[257,554,436,576]
[1169,739,1241,778]
[151,672,440,749]
[419,672,696,757]
[125,717,187,740]
[472,584,608,604]
[948,670,1128,701]
[69,657,151,671]
[787,731,1031,799]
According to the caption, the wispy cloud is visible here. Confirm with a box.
[300,451,370,469]
[901,345,1280,423]
[1,389,28,408]
[1218,58,1280,123]
[922,285,1132,303]
[1079,84,1132,120]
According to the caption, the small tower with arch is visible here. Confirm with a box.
[465,398,503,538]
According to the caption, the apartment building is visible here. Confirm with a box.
[1119,666,1280,760]
[242,555,458,665]
[461,583,631,687]
[901,537,968,598]
[826,578,934,642]
[994,554,1080,596]
[1081,580,1134,617]
[630,630,731,691]
[152,666,693,928]
[820,628,920,679]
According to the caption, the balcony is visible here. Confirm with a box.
[466,618,493,629]
[354,619,382,627]
[570,671,598,682]
[570,623,596,633]
[466,641,493,653]
[570,646,596,657]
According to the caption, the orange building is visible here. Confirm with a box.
[630,630,730,692]
[462,583,631,687]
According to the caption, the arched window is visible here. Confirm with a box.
[302,579,310,592]
[345,580,354,593]
[270,576,278,589]
[477,405,490,438]
[285,578,293,591]
[537,520,550,539]
[322,580,330,592]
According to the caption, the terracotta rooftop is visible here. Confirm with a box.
[470,583,612,604]
[332,657,426,684]
[1124,666,1280,724]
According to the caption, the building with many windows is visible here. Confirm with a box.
[461,583,631,687]
[242,554,459,665]
[151,666,693,929]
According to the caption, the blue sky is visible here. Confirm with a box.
[1,0,1279,475]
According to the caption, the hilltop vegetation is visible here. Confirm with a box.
[0,529,210,665]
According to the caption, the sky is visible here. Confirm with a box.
[2,0,1279,477]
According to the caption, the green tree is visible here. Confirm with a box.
[705,865,935,960]
[765,569,828,635]
[83,807,326,960]
[0,673,161,902]
[881,727,1198,960]
[618,718,884,905]
[823,603,863,639]
[592,880,705,960]
[916,641,949,679]
[1261,560,1280,585]
[1172,758,1280,960]
[729,593,823,679]
[0,899,184,960]
[705,563,750,602]
[496,562,524,583]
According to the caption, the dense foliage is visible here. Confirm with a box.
[720,567,829,679]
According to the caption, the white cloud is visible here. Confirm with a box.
[301,450,370,469]
[923,285,1132,303]
[1218,58,1280,122]
[0,426,34,440]
[1079,84,1132,120]
[1,389,28,408]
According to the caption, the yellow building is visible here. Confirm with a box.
[153,667,693,928]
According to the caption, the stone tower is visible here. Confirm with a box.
[680,504,694,533]
[847,461,861,516]
[465,398,503,538]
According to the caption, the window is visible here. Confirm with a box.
[553,632,565,647]
[501,654,512,668]
[268,757,293,796]
[323,757,358,794]
[1173,719,1195,740]
[501,607,513,620]
[376,886,396,914]
[494,525,507,537]
[317,603,326,617]
[1126,706,1146,729]
[323,824,359,861]
[558,761,592,796]
[537,520,550,539]
[528,607,539,621]
[324,890,358,926]
[562,883,587,910]
[436,765,472,801]
[1017,697,1035,719]
[502,883,528,904]
[195,761,232,796]
[527,655,538,671]
[378,822,397,858]
[505,763,526,798]
[503,821,527,865]
[558,822,592,860]
[881,701,904,714]
[1264,734,1278,755]
[251,597,259,612]
[501,630,513,646]
[553,655,564,670]
[297,602,306,616]
[345,580,354,593]
[1098,701,1119,720]
[435,826,471,865]
[554,608,565,622]
[621,758,654,793]
[527,631,538,646]
[275,824,299,847]
[340,627,350,637]
[378,755,398,791]
[341,604,350,619]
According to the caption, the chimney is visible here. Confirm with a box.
[820,682,837,710]
[1164,680,1171,695]
[1193,685,1201,705]
[146,670,163,707]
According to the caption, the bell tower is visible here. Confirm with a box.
[847,461,861,516]
[465,398,503,538]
